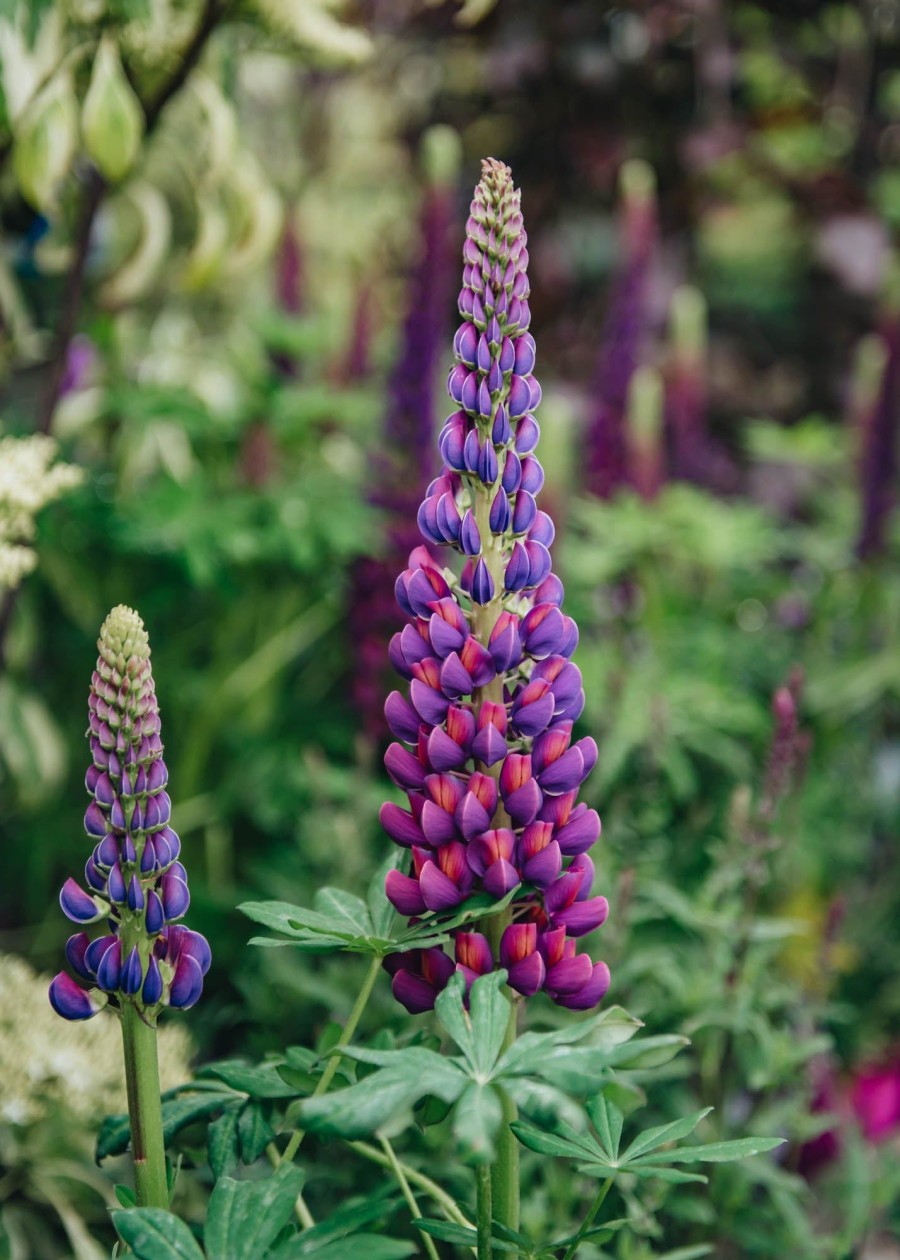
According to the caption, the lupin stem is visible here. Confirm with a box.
[488,993,519,1234]
[120,1002,169,1209]
[279,952,382,1165]
[476,1163,493,1260]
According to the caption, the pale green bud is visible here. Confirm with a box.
[627,365,663,447]
[82,38,144,183]
[13,74,78,210]
[670,285,707,360]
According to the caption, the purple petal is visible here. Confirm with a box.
[419,863,466,911]
[503,779,542,827]
[554,962,610,1010]
[420,800,459,846]
[84,801,108,838]
[59,878,103,924]
[523,839,562,887]
[554,896,610,937]
[65,932,93,981]
[146,889,165,935]
[380,802,426,848]
[483,859,521,898]
[392,970,438,1014]
[49,973,105,1021]
[169,953,204,1008]
[385,691,421,744]
[161,873,190,921]
[96,938,123,991]
[555,807,601,856]
[539,746,585,795]
[546,954,593,994]
[386,869,427,916]
[385,742,427,790]
[143,955,163,1005]
[507,952,545,997]
[121,946,143,995]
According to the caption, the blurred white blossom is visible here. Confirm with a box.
[0,953,193,1127]
[0,432,83,592]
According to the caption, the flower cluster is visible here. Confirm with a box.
[380,159,609,1015]
[0,430,82,593]
[49,606,210,1021]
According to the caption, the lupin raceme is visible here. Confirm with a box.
[381,159,610,1014]
[50,606,210,1022]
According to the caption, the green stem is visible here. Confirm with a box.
[476,1163,493,1260]
[279,952,382,1165]
[120,1003,168,1209]
[379,1136,441,1260]
[484,968,519,1235]
[561,1176,614,1260]
[347,1141,474,1233]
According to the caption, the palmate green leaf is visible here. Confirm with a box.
[630,1136,785,1164]
[453,1081,503,1164]
[510,1119,601,1162]
[238,1101,276,1163]
[205,1165,305,1260]
[586,1094,624,1160]
[112,1209,204,1260]
[202,1060,300,1099]
[298,1048,467,1139]
[497,1005,643,1078]
[417,1221,521,1253]
[546,1220,629,1253]
[279,1238,416,1260]
[436,971,510,1078]
[620,1107,713,1161]
[578,1161,708,1185]
[274,1186,399,1251]
[240,897,388,955]
[207,1106,242,1179]
[98,1089,236,1160]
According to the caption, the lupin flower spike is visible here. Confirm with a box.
[50,606,210,1023]
[381,159,610,1014]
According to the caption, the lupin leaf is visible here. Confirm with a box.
[205,1165,305,1260]
[112,1209,204,1260]
[207,1106,242,1179]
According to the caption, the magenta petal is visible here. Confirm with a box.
[511,691,556,738]
[430,615,466,658]
[419,863,466,911]
[456,793,491,840]
[386,869,427,916]
[554,896,610,937]
[508,952,546,997]
[539,746,585,794]
[555,808,601,856]
[427,727,467,772]
[49,973,105,1021]
[471,725,507,766]
[385,691,421,744]
[523,839,562,888]
[546,953,593,994]
[574,737,599,779]
[420,800,459,846]
[569,853,595,900]
[483,859,521,898]
[385,743,427,790]
[440,653,474,698]
[380,802,426,848]
[503,779,542,826]
[392,970,438,1014]
[555,962,611,1010]
[410,679,451,725]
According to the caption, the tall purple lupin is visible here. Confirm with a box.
[50,605,209,1023]
[380,159,609,1015]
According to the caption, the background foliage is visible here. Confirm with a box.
[0,0,899,1256]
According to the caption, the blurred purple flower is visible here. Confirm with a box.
[381,159,609,1014]
[49,606,209,1021]
[586,160,658,499]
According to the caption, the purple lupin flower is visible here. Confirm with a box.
[49,606,210,1021]
[350,132,461,740]
[381,159,609,1014]
[586,159,658,499]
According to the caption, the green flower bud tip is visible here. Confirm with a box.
[99,605,151,670]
